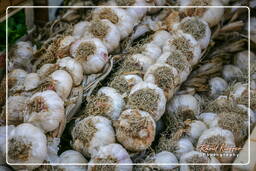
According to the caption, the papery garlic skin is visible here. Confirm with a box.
[187,120,207,143]
[8,95,28,124]
[173,17,211,49]
[141,43,162,61]
[92,8,135,39]
[72,21,91,39]
[157,51,191,82]
[179,0,224,27]
[197,127,236,163]
[144,63,180,99]
[128,82,166,121]
[97,87,125,120]
[167,94,200,120]
[8,69,27,91]
[71,116,115,157]
[151,30,172,48]
[222,65,243,82]
[151,151,178,170]
[6,123,47,170]
[57,57,84,86]
[25,90,64,132]
[24,73,40,91]
[70,38,108,74]
[57,150,88,171]
[209,77,228,98]
[163,32,201,66]
[88,143,133,171]
[114,109,156,152]
[50,70,73,99]
[180,151,220,171]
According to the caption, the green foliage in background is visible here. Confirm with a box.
[0,10,27,51]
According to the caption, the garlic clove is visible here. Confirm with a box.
[114,109,156,152]
[71,116,115,157]
[24,73,40,91]
[144,63,180,100]
[163,32,201,66]
[222,65,243,82]
[25,90,65,132]
[127,81,166,121]
[6,123,47,170]
[70,38,108,74]
[85,87,125,120]
[88,143,133,171]
[209,77,228,98]
[57,57,84,86]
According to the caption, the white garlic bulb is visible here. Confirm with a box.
[129,54,154,72]
[24,90,64,132]
[147,151,178,170]
[157,51,191,82]
[6,123,47,170]
[141,42,162,61]
[209,77,228,97]
[186,120,207,143]
[198,112,219,128]
[88,143,132,171]
[8,69,27,92]
[92,8,135,39]
[222,65,243,82]
[109,74,143,96]
[84,19,121,52]
[71,116,115,157]
[8,95,28,125]
[114,109,156,151]
[197,127,236,163]
[163,32,201,66]
[55,36,76,58]
[172,17,211,49]
[229,82,247,102]
[70,38,108,74]
[175,138,194,159]
[167,94,200,120]
[180,151,220,171]
[72,21,91,39]
[24,73,40,91]
[85,87,124,120]
[37,63,58,78]
[49,70,73,99]
[179,0,224,27]
[144,63,180,100]
[57,57,84,86]
[127,82,166,121]
[151,30,172,48]
[57,150,88,171]
[234,50,256,72]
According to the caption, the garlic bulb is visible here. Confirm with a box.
[141,42,162,61]
[229,82,247,99]
[0,125,15,164]
[8,95,28,125]
[180,151,220,171]
[37,63,58,78]
[8,69,27,92]
[49,70,73,99]
[157,51,191,82]
[209,77,228,98]
[163,32,201,66]
[70,38,108,74]
[6,123,47,170]
[145,151,178,170]
[24,90,64,132]
[84,19,121,52]
[144,63,180,99]
[57,150,88,171]
[71,116,115,157]
[92,8,135,39]
[88,143,132,171]
[186,120,207,143]
[237,104,256,124]
[179,0,224,27]
[151,30,172,48]
[85,87,124,120]
[197,127,236,163]
[172,17,211,49]
[127,82,166,121]
[24,73,40,91]
[57,57,84,86]
[72,21,91,39]
[167,94,200,120]
[114,109,156,152]
[198,112,219,128]
[222,65,243,82]
[55,36,76,58]
[234,50,256,73]
[109,74,143,96]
